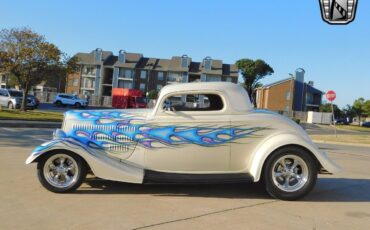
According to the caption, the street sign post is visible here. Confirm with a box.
[326,90,337,137]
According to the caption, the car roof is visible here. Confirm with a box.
[158,82,253,112]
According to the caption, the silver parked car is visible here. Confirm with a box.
[0,89,35,109]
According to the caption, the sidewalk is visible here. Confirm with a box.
[0,119,61,129]
[310,134,370,147]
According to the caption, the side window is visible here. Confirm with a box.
[163,93,224,112]
[0,90,9,97]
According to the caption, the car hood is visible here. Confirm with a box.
[64,109,152,124]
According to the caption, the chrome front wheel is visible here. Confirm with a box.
[37,152,87,193]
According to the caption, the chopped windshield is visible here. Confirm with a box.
[9,91,23,97]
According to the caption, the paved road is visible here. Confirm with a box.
[1,128,370,230]
[302,123,367,136]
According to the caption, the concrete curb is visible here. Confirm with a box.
[0,120,61,129]
[313,139,370,148]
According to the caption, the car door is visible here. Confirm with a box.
[0,89,8,106]
[64,95,74,105]
[145,92,231,173]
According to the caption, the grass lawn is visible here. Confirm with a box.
[0,109,63,122]
[335,125,370,133]
[310,134,370,145]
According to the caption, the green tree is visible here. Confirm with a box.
[235,59,274,103]
[352,98,366,125]
[0,28,61,111]
[319,103,342,118]
[342,104,356,119]
[364,100,370,117]
[147,90,158,99]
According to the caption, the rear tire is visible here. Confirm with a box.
[75,102,81,108]
[263,146,317,201]
[8,102,14,109]
[37,151,87,193]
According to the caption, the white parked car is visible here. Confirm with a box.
[26,82,340,200]
[53,93,88,108]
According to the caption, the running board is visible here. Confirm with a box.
[143,170,254,184]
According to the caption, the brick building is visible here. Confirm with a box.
[256,68,323,112]
[66,49,238,98]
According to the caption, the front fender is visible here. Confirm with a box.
[26,138,144,184]
[248,132,341,182]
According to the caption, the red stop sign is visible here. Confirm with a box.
[326,90,336,101]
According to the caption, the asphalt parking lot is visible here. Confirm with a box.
[1,128,370,230]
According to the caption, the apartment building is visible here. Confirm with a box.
[256,68,323,112]
[66,49,238,97]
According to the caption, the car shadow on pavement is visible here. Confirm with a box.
[75,177,370,202]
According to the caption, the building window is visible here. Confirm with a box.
[119,68,134,79]
[82,65,96,75]
[181,55,188,68]
[140,70,147,79]
[157,84,163,91]
[82,77,95,89]
[285,91,291,100]
[226,77,232,82]
[167,72,183,83]
[157,72,164,81]
[118,80,133,89]
[140,83,146,91]
[206,75,221,82]
[73,79,79,87]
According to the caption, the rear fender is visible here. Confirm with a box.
[26,138,144,184]
[248,132,341,182]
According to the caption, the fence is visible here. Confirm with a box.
[275,110,308,122]
[32,92,113,107]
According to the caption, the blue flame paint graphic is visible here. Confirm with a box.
[64,110,265,152]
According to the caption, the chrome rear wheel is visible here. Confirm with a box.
[272,155,309,192]
[264,146,317,200]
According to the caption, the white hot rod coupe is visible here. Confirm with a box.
[26,82,340,200]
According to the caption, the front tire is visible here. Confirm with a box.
[55,100,62,107]
[8,102,14,109]
[75,102,81,108]
[263,146,317,200]
[37,151,87,193]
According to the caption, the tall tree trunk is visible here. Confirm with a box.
[21,82,29,111]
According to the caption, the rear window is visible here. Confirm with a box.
[9,91,23,97]
[163,93,224,111]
